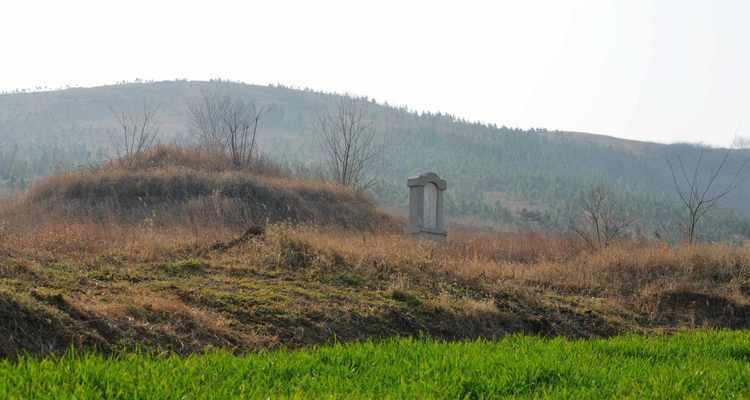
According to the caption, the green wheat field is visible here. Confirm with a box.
[2,331,749,399]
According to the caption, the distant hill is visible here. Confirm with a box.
[1,80,749,240]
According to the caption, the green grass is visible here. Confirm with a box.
[2,331,750,399]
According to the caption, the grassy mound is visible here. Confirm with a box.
[3,331,750,398]
[22,146,393,230]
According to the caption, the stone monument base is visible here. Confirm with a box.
[410,231,447,241]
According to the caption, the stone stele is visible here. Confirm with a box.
[407,172,447,240]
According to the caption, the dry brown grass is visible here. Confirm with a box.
[1,147,749,357]
[1,220,233,262]
[12,145,395,231]
[282,225,750,325]
[3,200,748,297]
[2,211,749,357]
[4,211,747,309]
[103,144,285,175]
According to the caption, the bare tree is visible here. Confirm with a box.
[188,91,265,168]
[188,90,228,152]
[110,103,160,162]
[317,97,380,190]
[223,98,265,168]
[666,146,749,244]
[570,183,634,250]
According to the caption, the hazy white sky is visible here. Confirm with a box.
[2,0,749,146]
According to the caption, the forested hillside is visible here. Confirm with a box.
[1,80,749,240]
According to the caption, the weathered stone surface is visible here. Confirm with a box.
[407,172,447,240]
[423,182,437,229]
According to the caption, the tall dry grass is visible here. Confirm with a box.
[2,199,749,346]
[278,225,750,316]
[5,198,747,306]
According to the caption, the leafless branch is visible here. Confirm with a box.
[187,90,266,168]
[666,145,749,244]
[109,102,160,164]
[569,183,635,250]
[317,97,381,190]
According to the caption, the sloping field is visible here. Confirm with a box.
[2,219,750,358]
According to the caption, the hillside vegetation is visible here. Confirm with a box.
[2,161,750,358]
[3,331,749,399]
[2,80,749,240]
